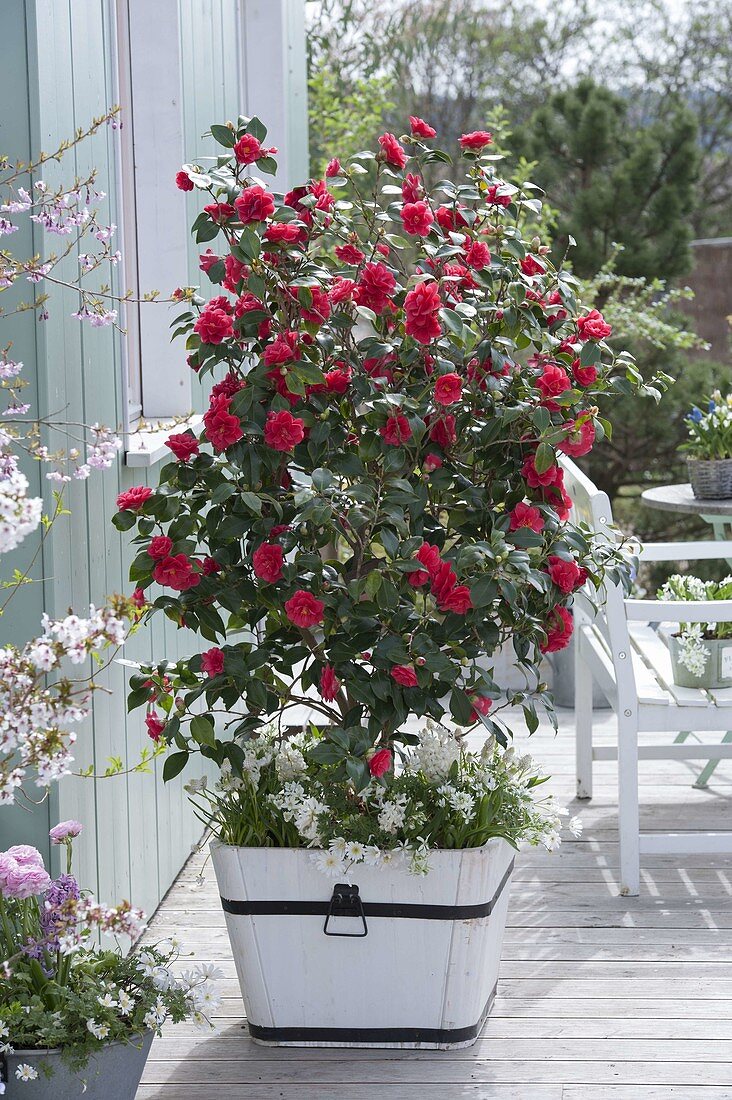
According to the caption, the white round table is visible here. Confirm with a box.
[641,483,732,544]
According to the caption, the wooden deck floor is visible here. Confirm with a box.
[136,707,732,1099]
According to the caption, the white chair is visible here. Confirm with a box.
[561,457,732,896]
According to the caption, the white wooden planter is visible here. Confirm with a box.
[210,837,515,1049]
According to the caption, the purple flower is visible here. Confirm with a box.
[6,844,45,867]
[49,820,83,843]
[0,852,52,899]
[39,873,81,946]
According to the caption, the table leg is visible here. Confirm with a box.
[693,730,732,789]
[701,515,732,568]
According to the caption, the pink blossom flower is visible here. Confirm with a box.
[49,820,83,844]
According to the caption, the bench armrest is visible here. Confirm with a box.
[625,598,732,622]
[636,540,732,562]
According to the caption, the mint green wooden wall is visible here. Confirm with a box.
[0,0,307,918]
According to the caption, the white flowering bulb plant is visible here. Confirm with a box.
[682,392,732,461]
[0,822,220,1080]
[658,574,732,677]
[185,722,581,877]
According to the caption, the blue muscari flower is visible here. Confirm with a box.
[689,406,703,423]
[708,400,716,413]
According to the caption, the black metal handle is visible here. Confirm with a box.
[323,883,368,937]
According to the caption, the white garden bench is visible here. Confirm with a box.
[561,457,732,896]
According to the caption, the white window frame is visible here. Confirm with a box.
[114,0,192,435]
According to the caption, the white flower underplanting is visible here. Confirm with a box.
[658,573,732,678]
[186,722,579,877]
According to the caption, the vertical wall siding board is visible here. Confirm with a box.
[29,0,100,896]
[71,0,133,910]
[0,0,53,860]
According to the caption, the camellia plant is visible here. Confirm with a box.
[115,115,651,796]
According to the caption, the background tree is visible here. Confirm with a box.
[518,79,699,280]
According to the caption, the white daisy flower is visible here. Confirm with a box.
[15,1063,38,1081]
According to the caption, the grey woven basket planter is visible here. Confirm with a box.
[2,1031,153,1099]
[688,458,732,500]
[669,634,732,690]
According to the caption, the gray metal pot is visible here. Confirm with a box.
[669,634,732,690]
[2,1031,153,1099]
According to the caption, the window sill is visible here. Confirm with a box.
[124,414,202,468]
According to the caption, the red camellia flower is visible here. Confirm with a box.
[285,590,325,628]
[202,556,221,575]
[199,249,219,272]
[380,412,412,446]
[117,485,152,512]
[368,747,393,777]
[204,394,243,451]
[434,372,462,406]
[252,542,284,583]
[147,535,173,560]
[175,170,194,192]
[547,555,587,594]
[577,309,612,341]
[469,695,493,722]
[165,432,200,462]
[459,130,492,150]
[335,243,365,265]
[131,587,147,609]
[152,553,201,591]
[203,202,236,222]
[540,605,574,653]
[509,502,544,533]
[235,292,263,317]
[357,262,396,313]
[194,307,234,345]
[299,286,331,326]
[465,239,491,269]
[402,173,422,203]
[409,116,436,139]
[558,418,596,458]
[201,647,225,677]
[263,330,299,366]
[224,255,248,292]
[485,184,511,207]
[391,665,418,687]
[536,363,571,409]
[324,365,352,393]
[320,664,340,702]
[440,584,473,614]
[378,132,407,168]
[572,358,598,387]
[330,277,356,304]
[264,410,305,452]
[264,223,302,245]
[521,454,560,489]
[401,201,434,237]
[405,280,442,343]
[521,254,545,277]
[428,414,456,448]
[233,133,262,164]
[435,204,468,231]
[423,453,443,472]
[235,184,275,224]
[416,542,442,577]
[325,157,341,177]
[145,712,165,742]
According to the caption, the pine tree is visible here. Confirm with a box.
[520,78,699,279]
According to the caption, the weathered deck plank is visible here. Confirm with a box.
[136,707,732,1097]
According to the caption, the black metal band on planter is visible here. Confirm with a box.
[220,856,514,921]
[246,983,497,1046]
